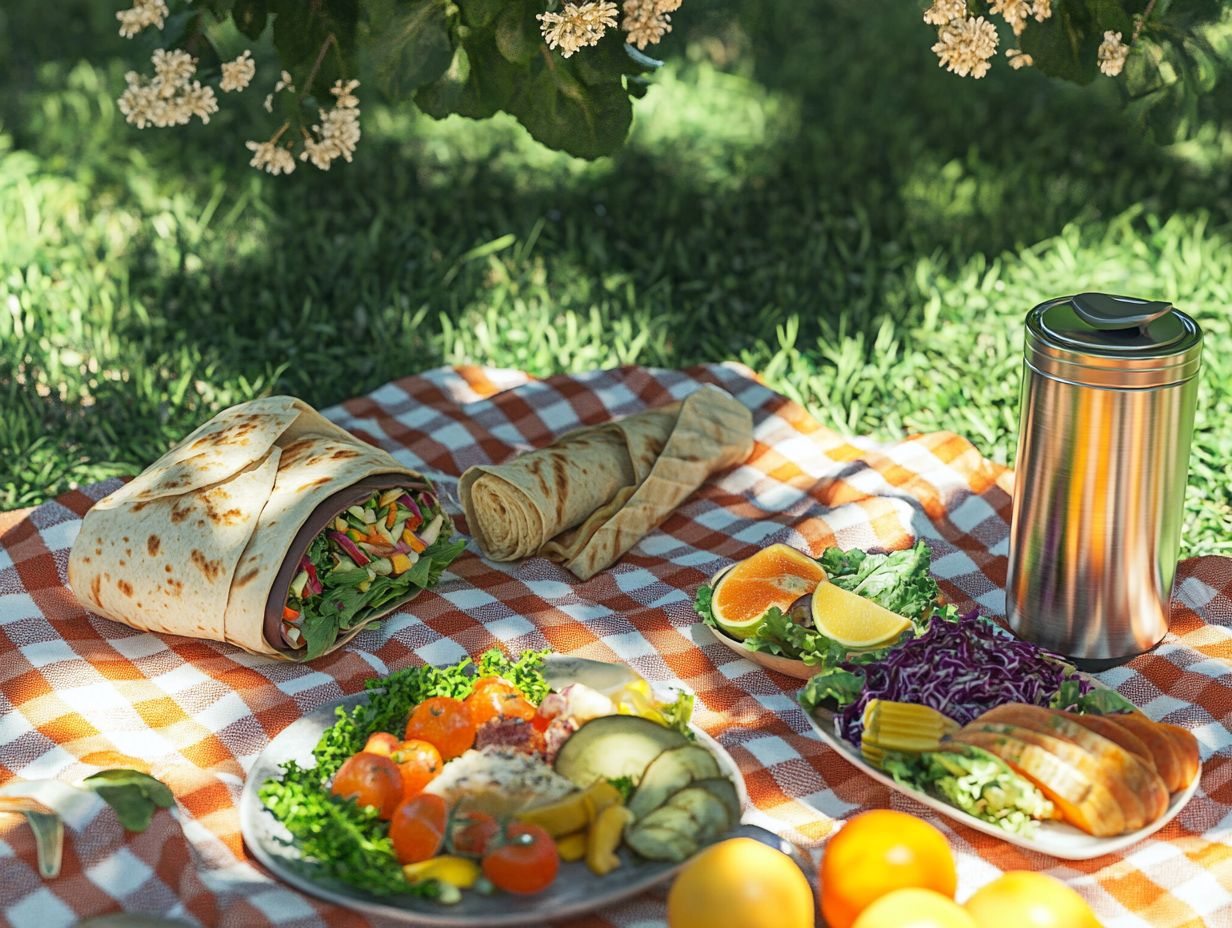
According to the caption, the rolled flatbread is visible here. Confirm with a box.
[459,385,753,579]
[68,397,461,660]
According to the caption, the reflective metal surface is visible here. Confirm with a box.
[1007,294,1202,666]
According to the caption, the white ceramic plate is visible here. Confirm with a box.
[803,700,1200,860]
[241,657,752,926]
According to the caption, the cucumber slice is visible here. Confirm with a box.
[553,716,689,788]
[627,745,722,820]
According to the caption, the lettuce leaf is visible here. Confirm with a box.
[821,540,943,626]
[881,745,1054,837]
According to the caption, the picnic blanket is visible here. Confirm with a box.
[0,363,1229,928]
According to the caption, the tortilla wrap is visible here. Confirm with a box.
[67,397,446,659]
[459,385,753,580]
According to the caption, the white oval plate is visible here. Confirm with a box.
[803,700,1200,860]
[241,658,751,926]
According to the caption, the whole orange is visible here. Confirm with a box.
[964,872,1101,928]
[852,888,976,928]
[667,837,814,928]
[820,810,957,928]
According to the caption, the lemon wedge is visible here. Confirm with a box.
[810,581,912,648]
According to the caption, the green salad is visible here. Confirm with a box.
[282,486,467,659]
[260,649,552,895]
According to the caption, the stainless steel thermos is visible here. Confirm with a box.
[1006,292,1203,668]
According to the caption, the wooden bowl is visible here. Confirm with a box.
[705,622,816,680]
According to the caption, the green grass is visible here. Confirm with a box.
[2,0,1230,556]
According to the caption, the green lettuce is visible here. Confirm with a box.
[820,540,945,628]
[299,534,468,660]
[881,745,1055,837]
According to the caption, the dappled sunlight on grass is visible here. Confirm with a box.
[0,0,1229,556]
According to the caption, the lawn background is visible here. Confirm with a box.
[2,0,1229,555]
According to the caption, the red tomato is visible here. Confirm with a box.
[330,752,402,820]
[465,678,537,727]
[363,731,402,757]
[395,739,443,797]
[530,709,553,734]
[482,823,560,895]
[450,810,499,857]
[405,696,477,760]
[389,793,447,865]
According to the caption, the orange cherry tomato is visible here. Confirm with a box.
[465,678,538,727]
[363,731,402,757]
[482,823,560,895]
[389,793,448,865]
[395,738,443,797]
[405,696,477,760]
[450,810,500,857]
[820,810,958,928]
[330,752,402,820]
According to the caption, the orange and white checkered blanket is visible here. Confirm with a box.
[1,364,1229,928]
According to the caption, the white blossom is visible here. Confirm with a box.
[539,1,619,57]
[221,50,256,93]
[1006,48,1033,70]
[117,0,167,38]
[932,15,999,79]
[923,0,966,26]
[151,49,196,96]
[1098,30,1129,77]
[246,137,297,175]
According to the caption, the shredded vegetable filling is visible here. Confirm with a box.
[281,487,464,658]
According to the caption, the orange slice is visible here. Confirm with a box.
[810,582,912,648]
[710,544,826,639]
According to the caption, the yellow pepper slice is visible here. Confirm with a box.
[402,855,481,889]
[586,805,633,876]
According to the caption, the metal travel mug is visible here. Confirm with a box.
[1006,292,1203,668]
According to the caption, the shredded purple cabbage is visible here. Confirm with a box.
[835,610,1092,745]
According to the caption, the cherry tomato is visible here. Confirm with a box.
[482,823,560,895]
[450,810,499,857]
[405,696,477,760]
[389,793,448,865]
[530,709,553,733]
[465,677,537,727]
[363,731,402,757]
[330,751,402,820]
[395,738,443,797]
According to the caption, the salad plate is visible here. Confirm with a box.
[240,655,751,926]
[802,688,1200,861]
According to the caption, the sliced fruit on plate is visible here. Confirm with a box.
[1058,711,1155,769]
[950,725,1129,836]
[709,544,827,640]
[808,581,913,649]
[1158,723,1201,789]
[974,705,1168,824]
[1099,713,1188,792]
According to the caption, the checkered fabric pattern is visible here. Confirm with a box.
[1,363,1229,928]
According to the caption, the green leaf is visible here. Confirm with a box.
[80,770,174,833]
[416,36,521,120]
[494,0,541,65]
[798,666,865,710]
[1020,0,1100,84]
[457,0,504,29]
[509,54,633,159]
[363,0,454,100]
[232,0,269,39]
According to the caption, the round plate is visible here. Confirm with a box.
[240,663,751,926]
[802,687,1201,861]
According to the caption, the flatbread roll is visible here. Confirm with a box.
[68,397,460,660]
[460,385,753,580]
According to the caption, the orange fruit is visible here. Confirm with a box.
[964,872,1101,928]
[820,810,957,928]
[667,837,814,928]
[809,582,911,648]
[710,543,826,639]
[852,888,977,928]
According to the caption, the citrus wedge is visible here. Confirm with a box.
[710,544,826,640]
[810,581,912,648]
